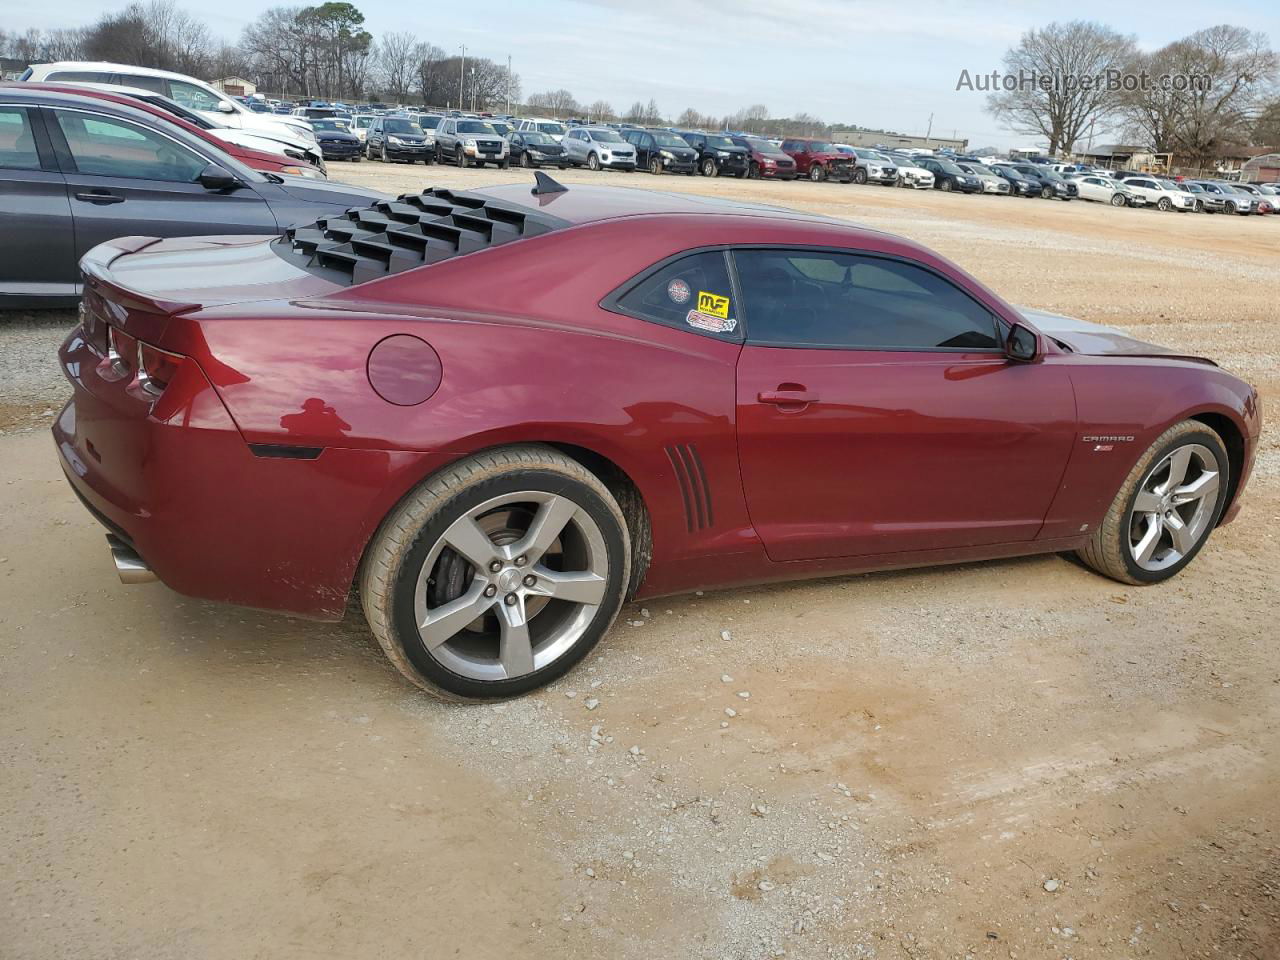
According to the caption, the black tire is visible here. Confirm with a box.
[734,169,746,179]
[1225,201,1237,215]
[685,169,695,176]
[366,143,375,161]
[940,179,953,192]
[650,156,663,175]
[853,167,868,185]
[748,161,760,179]
[500,157,510,169]
[1195,200,1204,213]
[352,155,361,163]
[559,163,568,170]
[809,164,825,182]
[1158,197,1172,212]
[587,152,600,171]
[520,152,531,168]
[1040,185,1053,199]
[1110,192,1126,207]
[1076,421,1229,586]
[381,145,390,163]
[456,149,467,168]
[701,157,717,177]
[360,446,632,701]
[423,151,433,166]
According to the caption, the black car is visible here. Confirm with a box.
[507,130,567,169]
[434,117,509,168]
[310,118,362,162]
[673,131,750,178]
[365,116,432,164]
[987,164,1041,197]
[1006,163,1075,200]
[0,87,385,308]
[622,129,696,175]
[915,157,982,193]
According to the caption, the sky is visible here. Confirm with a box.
[10,0,1279,149]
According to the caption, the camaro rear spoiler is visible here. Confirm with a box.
[80,237,202,317]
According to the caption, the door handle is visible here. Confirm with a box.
[758,389,820,405]
[75,191,124,205]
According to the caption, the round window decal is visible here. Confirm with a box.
[667,278,691,304]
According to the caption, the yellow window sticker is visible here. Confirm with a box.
[696,291,730,319]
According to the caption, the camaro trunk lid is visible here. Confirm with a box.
[1018,306,1216,365]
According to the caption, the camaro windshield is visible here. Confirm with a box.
[384,120,423,135]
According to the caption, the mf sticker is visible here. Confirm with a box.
[696,291,730,319]
[686,309,738,334]
[667,278,691,304]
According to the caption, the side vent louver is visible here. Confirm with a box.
[665,443,714,533]
[275,187,571,286]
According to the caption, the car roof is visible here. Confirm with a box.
[27,60,202,84]
[463,182,875,231]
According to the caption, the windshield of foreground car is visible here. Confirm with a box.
[704,135,736,149]
[934,159,963,174]
[417,115,442,129]
[312,119,348,132]
[522,132,556,145]
[457,121,497,134]
[653,132,690,148]
[966,164,996,176]
[892,156,920,168]
[587,128,625,142]
[536,122,566,135]
[807,141,838,153]
[384,119,424,135]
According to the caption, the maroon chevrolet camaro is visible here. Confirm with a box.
[54,175,1262,699]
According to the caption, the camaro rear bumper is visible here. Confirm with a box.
[53,329,449,620]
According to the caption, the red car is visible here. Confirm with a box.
[55,179,1261,700]
[730,135,798,180]
[780,138,856,182]
[19,81,324,179]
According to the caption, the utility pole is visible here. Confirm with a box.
[506,55,511,115]
[459,44,466,112]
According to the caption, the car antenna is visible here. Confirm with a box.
[531,171,568,196]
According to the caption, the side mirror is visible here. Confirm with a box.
[197,163,240,191]
[216,100,236,114]
[1005,323,1039,363]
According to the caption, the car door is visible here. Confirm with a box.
[0,103,78,302]
[45,106,277,263]
[732,247,1076,561]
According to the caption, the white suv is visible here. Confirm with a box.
[20,61,316,143]
[1122,176,1197,212]
[516,117,568,142]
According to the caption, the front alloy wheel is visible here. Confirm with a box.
[1158,197,1172,212]
[1110,192,1126,207]
[587,152,600,171]
[1077,421,1228,584]
[809,164,825,182]
[650,156,663,175]
[361,447,631,700]
[702,157,717,177]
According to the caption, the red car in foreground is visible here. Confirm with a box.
[55,176,1261,699]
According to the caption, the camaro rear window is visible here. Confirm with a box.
[613,251,741,340]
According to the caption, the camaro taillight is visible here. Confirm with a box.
[109,327,137,373]
[137,342,186,396]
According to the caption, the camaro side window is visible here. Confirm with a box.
[733,249,999,350]
[616,251,740,338]
[0,107,40,170]
[54,112,207,183]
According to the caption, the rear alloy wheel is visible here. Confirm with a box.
[1077,421,1228,585]
[809,164,825,182]
[650,156,663,175]
[1110,192,1126,207]
[1158,197,1172,212]
[587,152,601,171]
[361,446,631,700]
[702,157,717,177]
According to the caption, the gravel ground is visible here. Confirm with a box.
[2,163,1277,960]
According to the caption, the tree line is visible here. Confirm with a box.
[987,21,1279,164]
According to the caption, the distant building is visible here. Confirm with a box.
[210,77,256,97]
[1,57,28,81]
[1241,153,1280,183]
[833,128,968,152]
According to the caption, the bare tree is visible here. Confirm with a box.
[1257,98,1280,149]
[413,42,447,106]
[986,21,1136,154]
[623,99,663,124]
[586,100,614,122]
[526,88,579,116]
[377,30,417,102]
[726,103,770,132]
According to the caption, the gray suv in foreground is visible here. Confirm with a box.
[0,86,384,308]
[562,127,637,171]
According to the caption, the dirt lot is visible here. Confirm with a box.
[2,163,1278,960]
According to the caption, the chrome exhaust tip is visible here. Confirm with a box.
[106,534,157,584]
